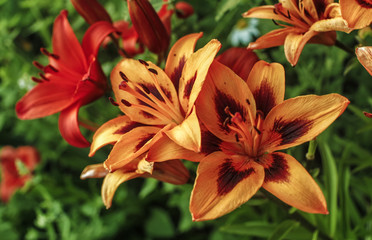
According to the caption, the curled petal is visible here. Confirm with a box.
[248,28,301,50]
[310,17,351,33]
[356,46,372,76]
[58,101,90,148]
[284,30,318,66]
[262,152,328,214]
[80,163,109,179]
[190,152,264,221]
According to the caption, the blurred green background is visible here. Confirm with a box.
[1,0,372,239]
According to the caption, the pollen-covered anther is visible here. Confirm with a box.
[138,59,149,66]
[32,61,44,70]
[109,97,119,106]
[119,71,129,82]
[148,68,158,75]
[31,77,43,83]
[40,47,59,59]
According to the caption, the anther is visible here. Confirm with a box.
[148,68,158,75]
[31,77,43,83]
[33,61,44,70]
[246,99,251,105]
[286,10,291,19]
[139,59,149,66]
[273,9,277,14]
[235,133,240,142]
[121,99,132,107]
[109,97,119,106]
[40,48,59,59]
[119,71,129,82]
[272,19,279,26]
[253,126,261,135]
[44,65,58,73]
[39,73,49,81]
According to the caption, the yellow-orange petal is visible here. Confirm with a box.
[262,152,328,214]
[80,163,109,179]
[196,60,256,143]
[247,61,285,118]
[310,17,351,33]
[89,115,142,157]
[111,58,181,125]
[104,126,162,171]
[243,5,294,23]
[284,30,318,66]
[356,46,372,76]
[190,152,264,221]
[102,169,141,208]
[165,106,201,152]
[151,159,190,185]
[147,132,203,163]
[340,0,372,29]
[261,94,349,153]
[165,32,203,89]
[248,28,301,50]
[178,39,221,115]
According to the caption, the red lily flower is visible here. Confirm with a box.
[189,60,349,221]
[0,146,40,202]
[16,10,117,148]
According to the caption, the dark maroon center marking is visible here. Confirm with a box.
[253,81,276,118]
[356,0,372,8]
[272,118,312,145]
[214,89,247,132]
[217,159,254,195]
[114,122,145,135]
[183,71,197,99]
[170,56,186,91]
[200,130,222,154]
[263,153,289,183]
[135,133,156,151]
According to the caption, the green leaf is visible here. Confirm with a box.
[215,0,241,21]
[145,208,175,238]
[268,220,300,240]
[220,222,273,237]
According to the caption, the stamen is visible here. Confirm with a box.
[33,61,44,70]
[235,133,240,142]
[286,10,291,19]
[121,99,132,107]
[31,77,43,83]
[246,99,250,105]
[44,65,58,73]
[148,68,158,75]
[253,126,261,135]
[272,19,279,26]
[109,97,119,106]
[119,71,129,82]
[223,117,231,128]
[40,48,59,59]
[39,73,49,81]
[139,59,149,66]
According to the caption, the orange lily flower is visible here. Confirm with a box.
[0,146,40,202]
[189,60,349,221]
[15,10,117,148]
[243,0,350,66]
[340,0,372,29]
[80,154,189,208]
[88,33,220,173]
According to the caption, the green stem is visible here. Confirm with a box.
[334,40,354,55]
[306,139,318,161]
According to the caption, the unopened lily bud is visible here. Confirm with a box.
[175,2,194,19]
[70,0,112,25]
[128,0,170,54]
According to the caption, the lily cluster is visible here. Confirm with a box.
[15,0,372,222]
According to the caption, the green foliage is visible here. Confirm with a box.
[1,0,372,239]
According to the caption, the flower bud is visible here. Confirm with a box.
[70,0,112,25]
[128,0,170,54]
[175,2,194,19]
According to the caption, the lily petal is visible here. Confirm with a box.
[103,126,163,171]
[82,20,117,59]
[216,47,259,81]
[261,94,349,152]
[310,17,351,33]
[262,152,328,214]
[190,152,264,221]
[178,39,221,115]
[284,30,318,66]
[111,58,180,125]
[147,134,203,162]
[16,81,75,119]
[248,28,301,50]
[80,163,109,179]
[165,106,201,152]
[247,61,285,118]
[89,115,144,157]
[243,5,294,23]
[165,32,203,90]
[340,0,372,29]
[196,60,256,143]
[58,101,90,148]
[356,46,372,76]
[151,160,190,185]
[52,10,87,73]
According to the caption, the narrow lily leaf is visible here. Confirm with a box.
[268,220,300,240]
